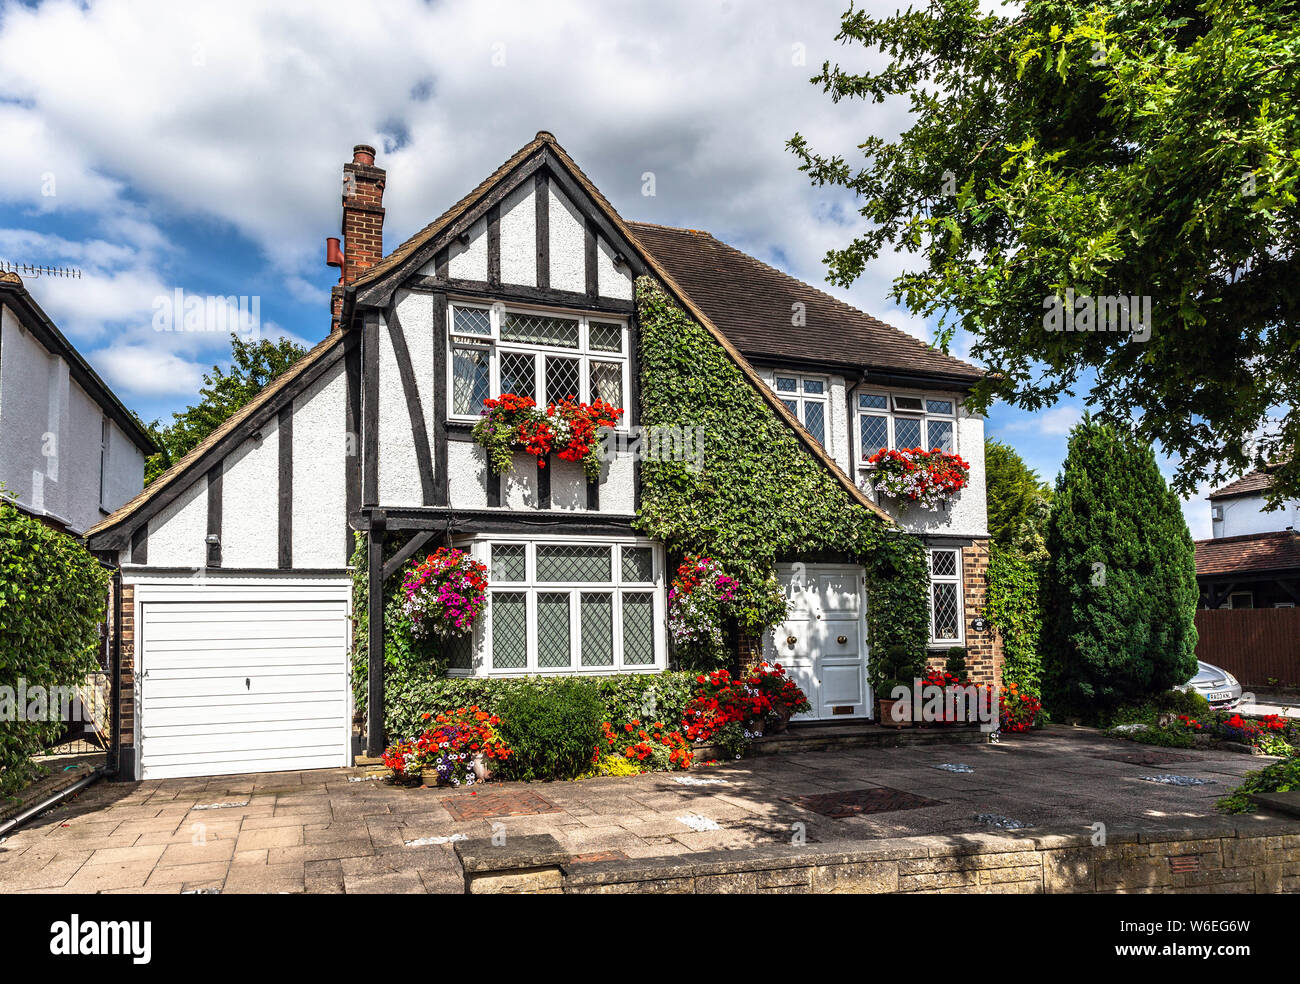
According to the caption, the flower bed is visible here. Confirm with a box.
[400,548,489,638]
[591,719,693,774]
[381,706,512,787]
[472,393,622,480]
[683,665,811,758]
[1110,707,1298,755]
[863,447,970,508]
[999,683,1042,733]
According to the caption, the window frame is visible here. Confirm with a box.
[446,301,630,425]
[771,372,829,447]
[857,389,959,463]
[927,547,964,646]
[448,536,665,677]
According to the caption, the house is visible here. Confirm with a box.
[0,272,155,535]
[86,133,996,781]
[1196,465,1299,610]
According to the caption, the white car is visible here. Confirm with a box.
[1177,660,1243,711]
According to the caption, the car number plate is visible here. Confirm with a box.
[1207,691,1232,701]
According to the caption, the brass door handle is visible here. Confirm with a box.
[837,635,847,645]
[786,635,797,646]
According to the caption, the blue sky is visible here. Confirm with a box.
[0,0,1214,536]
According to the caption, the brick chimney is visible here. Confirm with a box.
[332,144,385,329]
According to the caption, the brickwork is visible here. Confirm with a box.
[927,539,1002,689]
[461,824,1300,895]
[341,144,386,287]
[117,582,135,748]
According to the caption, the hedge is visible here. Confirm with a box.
[0,490,109,798]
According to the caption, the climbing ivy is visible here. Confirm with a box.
[985,543,1044,695]
[633,276,930,669]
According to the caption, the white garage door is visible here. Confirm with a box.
[140,598,351,779]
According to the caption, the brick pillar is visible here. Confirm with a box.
[341,144,386,286]
[961,539,1002,689]
[117,583,136,778]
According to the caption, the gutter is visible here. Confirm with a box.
[0,767,106,840]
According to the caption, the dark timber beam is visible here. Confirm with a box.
[205,463,223,568]
[382,529,438,581]
[278,405,293,569]
[366,511,387,758]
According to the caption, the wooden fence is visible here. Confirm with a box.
[1194,608,1300,687]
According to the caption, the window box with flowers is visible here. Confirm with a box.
[862,447,971,510]
[471,393,623,481]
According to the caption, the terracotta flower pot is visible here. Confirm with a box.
[877,697,912,728]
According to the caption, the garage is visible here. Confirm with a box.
[135,580,352,780]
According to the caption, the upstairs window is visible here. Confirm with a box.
[447,303,628,420]
[772,373,828,447]
[858,390,957,459]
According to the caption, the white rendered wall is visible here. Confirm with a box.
[220,420,279,569]
[292,361,348,568]
[499,183,536,287]
[0,302,145,534]
[1214,493,1300,538]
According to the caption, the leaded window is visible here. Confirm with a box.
[771,373,829,447]
[928,548,963,644]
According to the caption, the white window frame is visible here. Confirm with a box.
[771,372,829,447]
[447,535,665,677]
[1228,591,1254,610]
[927,547,964,646]
[446,301,630,425]
[857,389,958,463]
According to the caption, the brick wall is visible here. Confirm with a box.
[462,823,1300,894]
[117,582,135,751]
[927,539,1002,689]
[341,145,385,286]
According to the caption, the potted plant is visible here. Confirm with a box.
[749,661,811,734]
[873,643,922,727]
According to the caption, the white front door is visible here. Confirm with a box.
[765,564,869,720]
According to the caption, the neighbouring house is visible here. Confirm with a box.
[1196,465,1300,610]
[1192,465,1300,688]
[0,272,155,534]
[86,134,996,781]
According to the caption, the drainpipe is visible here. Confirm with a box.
[0,767,106,840]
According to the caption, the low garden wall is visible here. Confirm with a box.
[457,822,1300,894]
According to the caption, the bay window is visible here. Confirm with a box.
[447,302,629,420]
[450,538,665,675]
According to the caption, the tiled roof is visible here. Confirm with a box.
[1194,530,1300,577]
[627,222,984,383]
[1209,466,1280,500]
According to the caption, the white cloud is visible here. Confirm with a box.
[88,344,206,398]
[1005,405,1083,437]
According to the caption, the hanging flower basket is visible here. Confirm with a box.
[862,447,970,509]
[400,548,489,638]
[667,555,739,649]
[472,394,622,481]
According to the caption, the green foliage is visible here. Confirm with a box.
[872,642,926,696]
[790,1,1300,503]
[1126,725,1197,749]
[145,333,307,483]
[944,646,968,678]
[493,679,605,781]
[1043,416,1199,715]
[633,276,930,668]
[0,490,110,797]
[985,439,1052,560]
[986,544,1045,694]
[1217,757,1300,814]
[384,668,697,744]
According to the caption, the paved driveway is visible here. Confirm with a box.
[0,726,1284,894]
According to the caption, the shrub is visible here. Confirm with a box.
[0,490,110,798]
[1042,418,1199,716]
[1155,688,1212,719]
[1217,757,1300,814]
[494,679,605,781]
[384,670,696,744]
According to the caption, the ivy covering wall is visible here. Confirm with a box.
[985,543,1043,695]
[1,490,110,797]
[633,276,930,670]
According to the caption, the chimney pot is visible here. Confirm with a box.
[352,144,377,166]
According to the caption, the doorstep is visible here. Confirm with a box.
[692,722,986,762]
